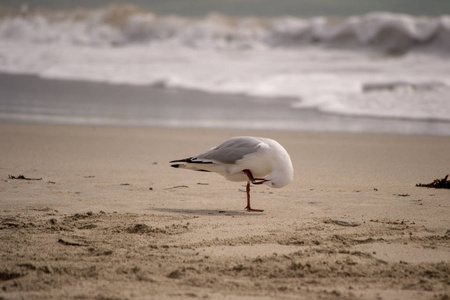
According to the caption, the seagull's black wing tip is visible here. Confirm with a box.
[170,158,192,164]
[170,157,214,164]
[171,164,181,168]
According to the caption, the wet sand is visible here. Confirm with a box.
[0,123,449,299]
[2,72,450,135]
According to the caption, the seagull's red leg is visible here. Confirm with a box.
[243,170,264,212]
[243,169,254,181]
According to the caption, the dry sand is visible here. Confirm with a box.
[0,123,449,300]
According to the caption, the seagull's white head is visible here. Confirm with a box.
[264,166,294,188]
[263,140,294,188]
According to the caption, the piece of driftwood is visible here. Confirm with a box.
[416,174,450,189]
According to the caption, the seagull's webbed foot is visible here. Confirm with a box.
[252,178,268,185]
[243,169,267,184]
[245,206,264,212]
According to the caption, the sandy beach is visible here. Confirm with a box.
[0,123,450,299]
[0,122,449,299]
[1,1,450,298]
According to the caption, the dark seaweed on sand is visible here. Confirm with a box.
[416,174,450,189]
[8,175,42,181]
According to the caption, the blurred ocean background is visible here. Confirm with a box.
[0,0,450,135]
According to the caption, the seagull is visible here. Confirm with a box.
[170,136,294,212]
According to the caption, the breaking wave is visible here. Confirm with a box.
[1,5,450,123]
[0,5,449,54]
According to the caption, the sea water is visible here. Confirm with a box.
[0,2,449,134]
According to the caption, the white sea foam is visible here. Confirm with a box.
[0,5,450,122]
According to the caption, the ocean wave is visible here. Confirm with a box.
[1,5,450,123]
[319,81,450,121]
[0,5,449,53]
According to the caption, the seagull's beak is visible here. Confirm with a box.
[264,180,274,187]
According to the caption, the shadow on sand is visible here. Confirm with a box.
[150,207,264,216]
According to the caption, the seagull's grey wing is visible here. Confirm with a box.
[193,137,264,164]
